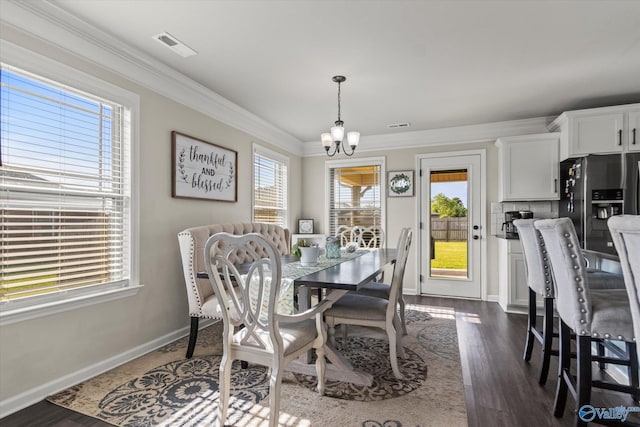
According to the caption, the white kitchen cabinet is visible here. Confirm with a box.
[496,133,560,201]
[498,238,529,313]
[549,103,640,160]
[628,110,640,153]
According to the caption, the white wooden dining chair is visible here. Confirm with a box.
[355,227,411,335]
[204,232,332,427]
[324,228,412,379]
[359,225,385,248]
[336,225,362,248]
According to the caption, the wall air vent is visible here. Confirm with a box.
[387,122,411,129]
[152,32,197,58]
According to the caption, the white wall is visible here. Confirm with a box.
[301,141,501,299]
[0,25,302,408]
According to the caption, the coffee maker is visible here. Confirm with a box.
[502,211,521,237]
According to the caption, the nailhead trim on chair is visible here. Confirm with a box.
[563,233,591,335]
[539,234,553,297]
[563,227,629,340]
[178,231,207,317]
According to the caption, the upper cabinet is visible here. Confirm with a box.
[496,133,560,201]
[549,103,640,160]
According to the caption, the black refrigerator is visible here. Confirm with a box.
[559,152,640,255]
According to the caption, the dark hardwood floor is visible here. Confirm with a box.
[3,296,637,426]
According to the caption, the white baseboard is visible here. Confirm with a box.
[0,319,216,418]
[486,294,499,303]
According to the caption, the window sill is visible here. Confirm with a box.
[0,285,144,326]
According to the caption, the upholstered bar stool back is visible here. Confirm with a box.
[514,218,555,384]
[534,218,638,426]
[609,215,640,366]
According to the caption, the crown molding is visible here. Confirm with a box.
[302,116,554,157]
[0,0,303,157]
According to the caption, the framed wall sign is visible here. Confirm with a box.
[298,219,314,234]
[388,170,414,197]
[172,131,237,202]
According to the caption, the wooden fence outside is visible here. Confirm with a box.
[431,217,468,241]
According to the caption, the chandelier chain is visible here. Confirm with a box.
[336,80,341,123]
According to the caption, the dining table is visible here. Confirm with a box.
[289,248,397,386]
[198,248,397,386]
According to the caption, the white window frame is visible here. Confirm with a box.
[252,143,289,229]
[0,40,141,326]
[325,156,386,241]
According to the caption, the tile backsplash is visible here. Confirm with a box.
[490,201,559,235]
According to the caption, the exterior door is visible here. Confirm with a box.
[418,151,484,298]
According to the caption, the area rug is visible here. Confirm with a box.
[48,305,467,426]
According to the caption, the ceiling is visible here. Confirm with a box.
[47,1,640,145]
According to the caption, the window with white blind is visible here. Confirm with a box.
[326,157,385,239]
[0,47,139,323]
[252,145,288,228]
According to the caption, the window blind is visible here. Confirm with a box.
[328,165,382,237]
[253,148,288,228]
[0,64,131,301]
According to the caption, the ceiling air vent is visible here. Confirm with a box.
[387,122,411,129]
[152,32,197,58]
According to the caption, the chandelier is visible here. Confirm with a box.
[321,75,359,157]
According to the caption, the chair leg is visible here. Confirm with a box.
[341,324,348,343]
[315,314,327,396]
[186,317,199,359]
[393,311,406,359]
[597,341,606,371]
[575,335,592,427]
[554,320,571,418]
[268,362,283,427]
[218,352,232,426]
[523,288,537,362]
[539,297,554,385]
[399,295,408,336]
[387,324,403,380]
[627,342,640,402]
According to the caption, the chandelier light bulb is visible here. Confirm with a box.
[347,131,360,147]
[321,133,333,148]
[331,125,345,142]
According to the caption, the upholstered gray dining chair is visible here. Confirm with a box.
[324,228,412,379]
[355,227,411,335]
[609,215,640,367]
[534,218,639,426]
[204,232,331,427]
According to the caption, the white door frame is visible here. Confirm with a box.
[415,149,487,300]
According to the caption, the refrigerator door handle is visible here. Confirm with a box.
[637,161,640,215]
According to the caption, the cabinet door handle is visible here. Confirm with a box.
[633,128,637,145]
[618,129,623,145]
[554,178,558,193]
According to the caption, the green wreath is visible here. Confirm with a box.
[390,173,411,194]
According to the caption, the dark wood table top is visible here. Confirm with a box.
[294,248,397,291]
[196,248,397,291]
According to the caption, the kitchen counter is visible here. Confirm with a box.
[495,233,519,240]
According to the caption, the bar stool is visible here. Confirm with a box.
[516,219,627,385]
[609,215,640,367]
[535,218,639,427]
